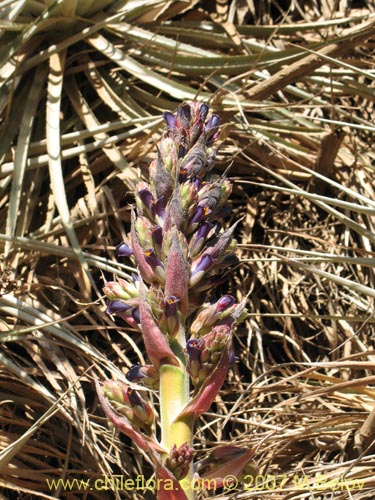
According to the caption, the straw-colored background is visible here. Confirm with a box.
[1,1,375,498]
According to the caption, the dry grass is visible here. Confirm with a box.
[1,0,375,499]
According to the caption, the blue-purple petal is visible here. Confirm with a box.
[151,225,163,247]
[195,221,214,241]
[152,196,165,218]
[165,295,180,317]
[126,387,144,407]
[116,242,133,257]
[189,206,206,226]
[186,339,203,361]
[205,114,221,131]
[138,188,153,209]
[144,249,164,270]
[178,104,191,123]
[127,364,144,381]
[200,103,209,121]
[191,254,214,277]
[106,301,132,315]
[132,307,141,324]
[216,295,236,312]
[163,111,176,129]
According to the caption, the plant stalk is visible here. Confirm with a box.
[160,327,194,499]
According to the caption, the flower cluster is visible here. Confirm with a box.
[96,102,255,499]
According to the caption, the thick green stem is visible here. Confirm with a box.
[160,327,194,499]
[160,364,192,449]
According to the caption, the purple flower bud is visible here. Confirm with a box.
[189,221,214,257]
[205,114,221,146]
[125,387,155,429]
[218,296,248,329]
[115,242,133,257]
[178,142,187,159]
[165,295,180,317]
[138,188,153,210]
[191,295,237,336]
[131,307,141,324]
[205,114,220,132]
[151,226,163,248]
[192,176,203,190]
[127,364,159,390]
[191,253,213,275]
[165,295,180,336]
[186,338,204,382]
[152,196,166,219]
[126,386,143,407]
[186,338,203,361]
[127,364,144,381]
[144,249,165,283]
[127,364,155,381]
[163,111,176,129]
[196,221,215,241]
[189,205,210,227]
[199,103,209,121]
[106,300,141,329]
[190,103,208,146]
[190,254,214,287]
[177,104,191,127]
[106,301,132,315]
[216,295,236,312]
[144,249,163,269]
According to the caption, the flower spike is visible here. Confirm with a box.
[97,102,249,500]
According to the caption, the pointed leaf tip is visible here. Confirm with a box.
[130,210,155,283]
[196,446,256,489]
[139,284,179,369]
[165,229,189,315]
